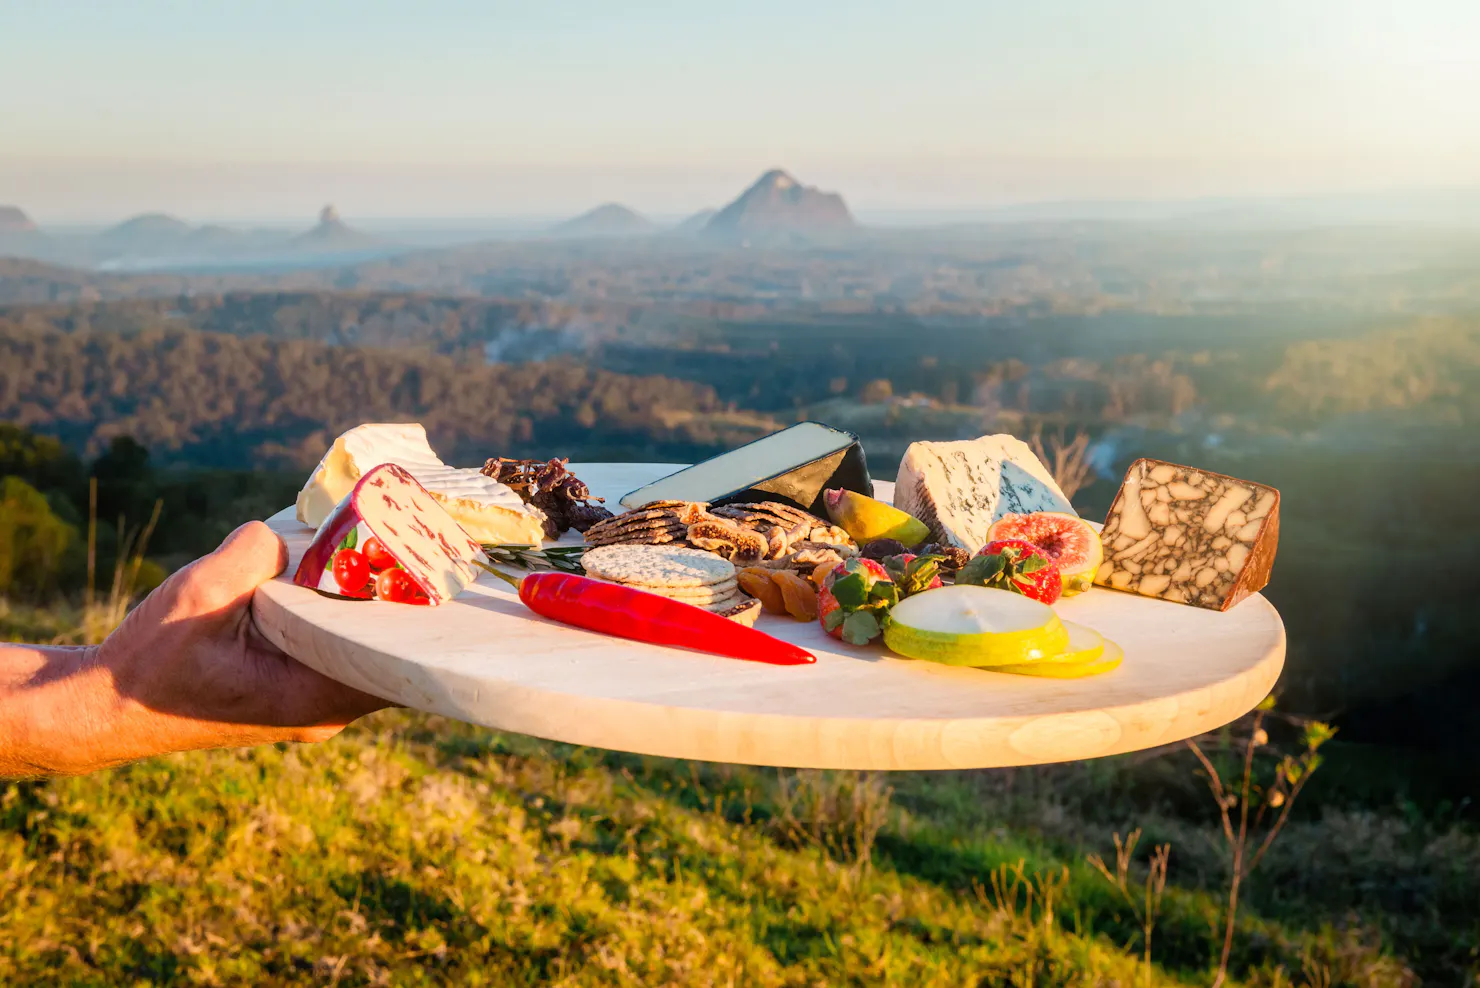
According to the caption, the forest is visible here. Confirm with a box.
[2,290,1478,984]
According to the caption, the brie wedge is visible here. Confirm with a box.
[295,423,546,545]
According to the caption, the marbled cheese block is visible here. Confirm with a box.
[893,435,1075,553]
[1095,459,1279,611]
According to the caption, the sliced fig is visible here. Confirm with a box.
[985,512,1104,596]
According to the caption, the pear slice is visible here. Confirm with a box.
[992,636,1124,678]
[1001,620,1105,666]
[824,488,930,546]
[883,585,1068,667]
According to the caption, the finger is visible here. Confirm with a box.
[173,521,288,618]
[249,644,395,728]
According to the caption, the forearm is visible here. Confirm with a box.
[0,643,132,778]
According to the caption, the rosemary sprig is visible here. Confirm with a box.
[481,543,587,574]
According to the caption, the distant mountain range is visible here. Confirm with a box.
[549,169,856,243]
[7,177,1479,276]
[0,204,391,271]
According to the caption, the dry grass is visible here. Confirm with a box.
[769,770,892,869]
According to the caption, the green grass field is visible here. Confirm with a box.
[3,699,1476,986]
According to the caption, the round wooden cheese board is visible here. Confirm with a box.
[252,463,1285,771]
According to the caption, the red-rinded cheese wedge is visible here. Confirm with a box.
[294,463,490,605]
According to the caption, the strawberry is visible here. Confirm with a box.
[881,552,945,597]
[818,558,898,645]
[956,538,1063,604]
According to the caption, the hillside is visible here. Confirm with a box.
[0,697,1473,984]
[98,212,194,253]
[0,319,776,467]
[0,290,631,359]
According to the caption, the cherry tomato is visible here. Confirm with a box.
[331,549,371,595]
[375,567,422,604]
[361,536,396,573]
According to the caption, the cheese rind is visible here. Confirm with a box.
[1094,458,1279,611]
[294,463,489,605]
[893,435,1075,553]
[296,423,546,545]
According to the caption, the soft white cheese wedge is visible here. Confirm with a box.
[894,434,1074,553]
[294,463,490,605]
[295,423,546,545]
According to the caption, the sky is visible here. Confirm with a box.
[3,0,1479,222]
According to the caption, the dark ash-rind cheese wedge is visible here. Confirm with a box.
[619,422,871,519]
[1095,459,1279,611]
[294,463,489,605]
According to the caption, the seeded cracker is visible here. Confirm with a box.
[582,544,737,588]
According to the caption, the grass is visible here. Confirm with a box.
[2,591,1475,986]
[1,707,1475,987]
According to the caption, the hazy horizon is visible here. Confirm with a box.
[5,0,1479,223]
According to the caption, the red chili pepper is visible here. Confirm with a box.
[482,568,814,666]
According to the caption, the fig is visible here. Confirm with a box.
[861,538,909,560]
[985,512,1104,596]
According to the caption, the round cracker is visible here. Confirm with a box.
[583,544,736,588]
[597,576,738,599]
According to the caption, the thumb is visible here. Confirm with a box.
[171,521,289,618]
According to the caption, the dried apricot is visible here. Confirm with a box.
[739,568,787,614]
[770,570,819,621]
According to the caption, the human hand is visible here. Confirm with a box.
[79,521,392,769]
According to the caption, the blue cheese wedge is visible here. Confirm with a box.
[893,435,1074,553]
[295,423,546,545]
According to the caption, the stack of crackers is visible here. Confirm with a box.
[581,545,762,626]
[582,499,857,571]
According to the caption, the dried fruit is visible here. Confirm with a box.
[770,570,820,621]
[818,558,898,645]
[913,543,971,574]
[739,567,788,614]
[860,538,909,560]
[956,539,1063,604]
[482,457,614,537]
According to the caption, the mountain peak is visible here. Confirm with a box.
[0,206,37,234]
[293,205,376,251]
[552,203,655,238]
[701,169,855,241]
[755,168,797,190]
